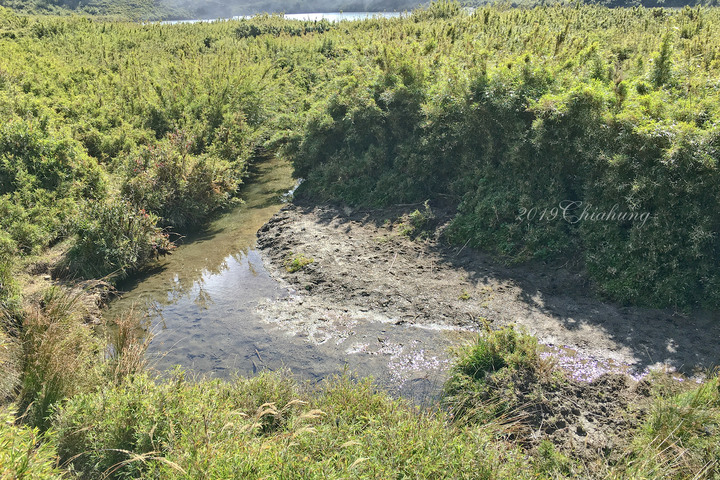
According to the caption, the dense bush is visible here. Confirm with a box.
[3,3,717,308]
[287,5,720,309]
[121,130,240,232]
[234,15,334,38]
[0,118,105,254]
[66,199,172,280]
[0,406,63,479]
[0,10,304,282]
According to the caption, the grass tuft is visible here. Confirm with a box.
[284,252,314,273]
[18,286,103,430]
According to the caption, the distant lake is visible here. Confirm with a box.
[159,12,406,25]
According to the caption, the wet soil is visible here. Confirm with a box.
[100,160,461,403]
[469,369,652,461]
[257,202,720,382]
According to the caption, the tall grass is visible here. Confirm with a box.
[6,320,720,479]
[625,375,720,479]
[53,371,531,479]
[443,326,553,425]
[18,287,104,430]
[0,259,22,402]
[105,308,152,384]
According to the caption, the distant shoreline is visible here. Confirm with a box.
[154,11,408,25]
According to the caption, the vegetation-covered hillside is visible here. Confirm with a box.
[0,0,190,19]
[4,3,719,309]
[4,0,720,21]
[0,0,421,20]
[282,3,720,310]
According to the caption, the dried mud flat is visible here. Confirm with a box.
[256,201,719,454]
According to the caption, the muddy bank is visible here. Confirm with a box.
[257,202,720,380]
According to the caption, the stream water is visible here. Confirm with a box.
[106,157,463,403]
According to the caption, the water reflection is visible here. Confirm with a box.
[157,12,407,26]
[106,156,460,403]
[109,156,296,313]
[106,156,298,374]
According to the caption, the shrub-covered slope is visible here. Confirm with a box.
[285,4,720,309]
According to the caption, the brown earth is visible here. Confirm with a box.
[478,370,653,461]
[257,202,719,381]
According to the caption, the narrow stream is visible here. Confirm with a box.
[107,157,462,403]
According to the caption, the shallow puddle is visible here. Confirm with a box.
[106,157,467,402]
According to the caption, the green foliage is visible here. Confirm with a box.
[10,7,717,307]
[121,130,240,232]
[0,7,719,476]
[651,33,674,87]
[284,252,314,272]
[53,371,531,479]
[412,0,464,21]
[0,9,304,279]
[0,0,189,20]
[0,118,105,254]
[66,199,172,280]
[627,375,720,479]
[448,326,540,384]
[18,286,104,430]
[443,327,545,423]
[0,255,21,402]
[234,15,334,39]
[286,6,720,309]
[532,440,573,477]
[401,200,436,238]
[0,118,102,197]
[0,406,63,479]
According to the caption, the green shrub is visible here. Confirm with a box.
[412,0,464,21]
[0,118,104,198]
[443,327,544,424]
[0,406,63,479]
[66,198,172,281]
[284,253,314,273]
[293,31,720,308]
[0,119,105,255]
[121,131,240,232]
[448,326,540,384]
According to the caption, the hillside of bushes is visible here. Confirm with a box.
[0,0,190,20]
[283,3,720,309]
[3,4,718,309]
[4,0,720,22]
